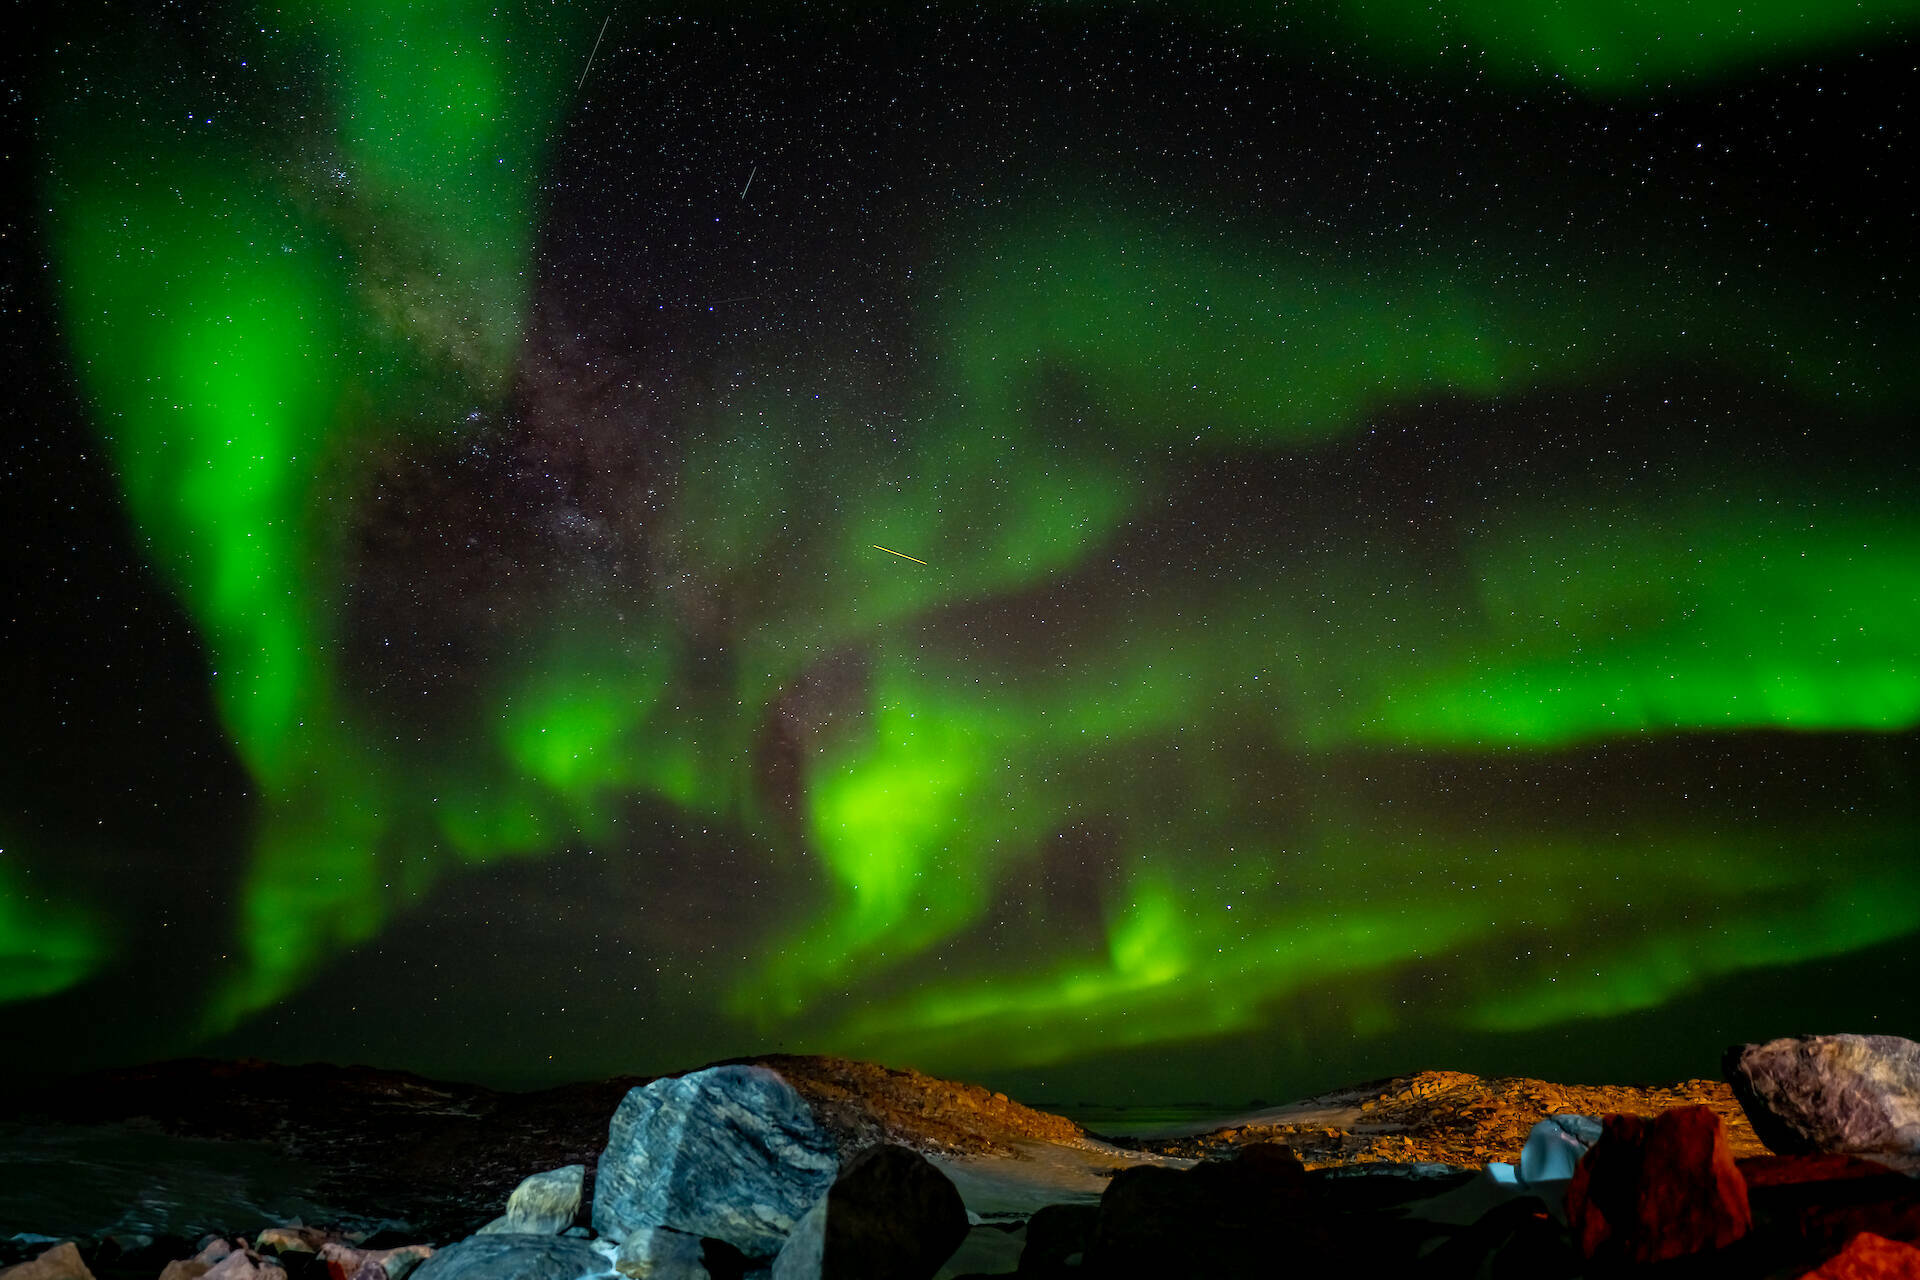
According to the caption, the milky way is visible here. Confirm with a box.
[8,0,1919,1098]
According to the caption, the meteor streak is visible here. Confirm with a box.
[872,544,928,565]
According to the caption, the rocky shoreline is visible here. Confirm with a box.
[2,1035,1917,1278]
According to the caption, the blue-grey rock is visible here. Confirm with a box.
[592,1066,838,1257]
[477,1165,585,1236]
[1518,1115,1603,1184]
[611,1226,707,1279]
[410,1236,609,1280]
[771,1144,968,1280]
[1725,1035,1920,1159]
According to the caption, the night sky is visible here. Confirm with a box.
[5,0,1919,1102]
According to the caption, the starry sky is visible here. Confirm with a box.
[5,0,1919,1101]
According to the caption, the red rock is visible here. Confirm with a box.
[1798,1198,1920,1250]
[1565,1104,1752,1264]
[0,1242,94,1280]
[317,1243,432,1280]
[1801,1232,1920,1279]
[156,1263,209,1280]
[1743,1155,1902,1188]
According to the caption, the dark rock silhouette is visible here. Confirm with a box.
[770,1144,967,1279]
[408,1236,604,1280]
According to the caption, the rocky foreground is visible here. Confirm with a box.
[1,1034,1918,1278]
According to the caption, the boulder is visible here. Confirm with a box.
[203,1252,280,1280]
[318,1244,433,1280]
[770,1144,969,1280]
[1565,1104,1752,1264]
[0,1243,94,1280]
[612,1226,709,1278]
[1016,1204,1096,1274]
[477,1165,586,1236]
[158,1262,211,1280]
[593,1065,838,1257]
[1518,1115,1603,1185]
[1082,1143,1318,1274]
[410,1236,609,1280]
[1727,1036,1920,1161]
[1802,1232,1920,1280]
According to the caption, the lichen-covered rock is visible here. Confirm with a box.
[1565,1105,1751,1264]
[1726,1036,1920,1161]
[410,1236,610,1280]
[593,1066,838,1257]
[770,1144,967,1280]
[477,1165,585,1236]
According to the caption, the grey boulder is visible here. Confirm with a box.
[477,1164,587,1236]
[1518,1114,1604,1184]
[593,1065,839,1258]
[410,1236,610,1280]
[1725,1034,1920,1159]
[771,1144,969,1280]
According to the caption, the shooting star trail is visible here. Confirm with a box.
[577,15,610,90]
[741,164,757,199]
[872,544,928,565]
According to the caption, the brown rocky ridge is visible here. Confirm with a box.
[1117,1067,1770,1169]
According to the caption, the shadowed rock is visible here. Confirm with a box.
[1082,1142,1317,1275]
[1016,1203,1097,1275]
[593,1066,838,1258]
[770,1144,967,1279]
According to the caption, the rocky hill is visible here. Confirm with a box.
[1123,1068,1769,1167]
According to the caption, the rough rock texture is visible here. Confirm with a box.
[1518,1114,1603,1184]
[476,1165,583,1236]
[612,1226,708,1279]
[318,1243,434,1280]
[1125,1068,1766,1168]
[593,1066,839,1257]
[408,1236,608,1280]
[1565,1105,1752,1264]
[0,1243,95,1280]
[1081,1143,1321,1275]
[770,1144,968,1280]
[1803,1232,1920,1279]
[1726,1036,1920,1161]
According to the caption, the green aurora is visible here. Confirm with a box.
[14,0,1920,1088]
